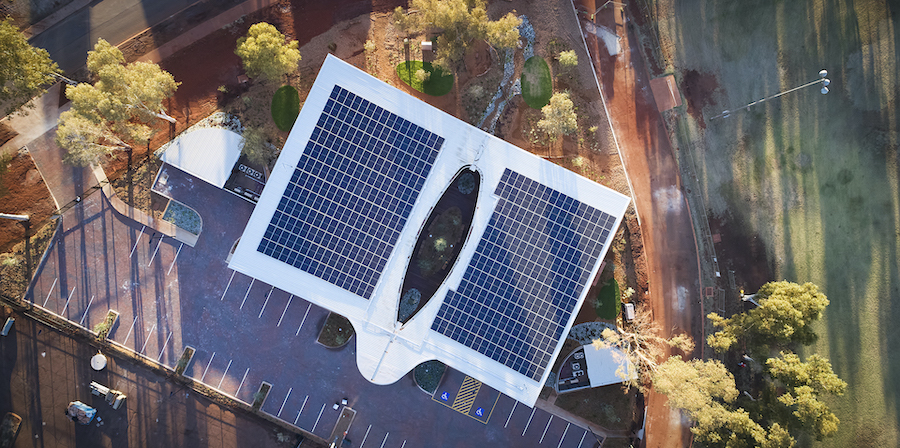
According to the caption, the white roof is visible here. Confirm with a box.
[159,127,242,188]
[584,344,637,388]
[229,55,630,405]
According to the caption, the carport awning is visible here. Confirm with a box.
[159,128,242,188]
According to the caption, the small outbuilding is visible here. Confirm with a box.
[557,343,637,393]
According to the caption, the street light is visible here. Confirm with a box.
[711,69,830,120]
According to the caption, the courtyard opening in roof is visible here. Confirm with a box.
[398,167,480,323]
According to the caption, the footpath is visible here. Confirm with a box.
[572,1,704,447]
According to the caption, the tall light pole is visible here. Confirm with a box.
[711,69,830,120]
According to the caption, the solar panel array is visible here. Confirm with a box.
[258,85,443,299]
[432,169,616,380]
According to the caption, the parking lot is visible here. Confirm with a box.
[26,165,609,447]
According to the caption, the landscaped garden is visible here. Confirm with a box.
[397,169,479,323]
[594,278,621,320]
[413,360,447,394]
[317,312,354,348]
[521,56,552,109]
[396,61,454,96]
[161,200,202,235]
[271,85,300,131]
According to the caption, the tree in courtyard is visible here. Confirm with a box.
[707,281,828,354]
[239,125,278,167]
[593,305,694,391]
[235,23,301,81]
[537,92,578,137]
[0,17,61,116]
[56,39,179,166]
[392,0,521,70]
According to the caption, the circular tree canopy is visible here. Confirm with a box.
[271,85,300,131]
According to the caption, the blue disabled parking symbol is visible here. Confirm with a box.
[475,407,484,417]
[441,391,449,401]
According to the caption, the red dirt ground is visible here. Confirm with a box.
[0,151,55,253]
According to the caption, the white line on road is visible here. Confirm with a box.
[78,295,95,325]
[540,415,553,443]
[277,295,293,327]
[220,271,235,301]
[577,430,587,448]
[236,368,250,396]
[505,401,518,428]
[299,395,309,416]
[140,324,156,354]
[148,235,163,266]
[42,278,57,307]
[259,286,274,318]
[61,286,76,317]
[201,352,216,382]
[523,407,536,436]
[240,278,255,310]
[312,403,326,433]
[130,226,145,258]
[123,316,137,345]
[379,433,389,448]
[360,425,372,448]
[167,243,183,275]
[217,359,233,389]
[294,410,302,425]
[296,303,311,336]
[278,387,292,417]
[557,423,570,448]
[158,332,172,361]
[400,441,406,448]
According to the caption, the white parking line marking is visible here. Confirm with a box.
[505,401,518,428]
[61,286,76,316]
[237,368,250,396]
[278,387,292,417]
[167,243,183,275]
[277,295,293,327]
[296,303,311,336]
[557,423,570,448]
[312,403,326,432]
[201,352,216,382]
[379,432,389,448]
[299,395,309,416]
[577,430,587,448]
[401,441,406,448]
[123,316,137,345]
[130,226,145,258]
[79,295,95,325]
[217,359,232,389]
[540,415,553,443]
[360,425,372,448]
[240,278,255,310]
[522,407,536,436]
[140,324,156,354]
[220,271,236,301]
[42,277,57,307]
[294,410,302,425]
[148,236,163,266]
[259,286,274,318]
[158,332,172,361]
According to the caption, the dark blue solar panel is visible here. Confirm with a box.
[432,169,616,381]
[258,85,444,299]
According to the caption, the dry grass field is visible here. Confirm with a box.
[653,0,900,446]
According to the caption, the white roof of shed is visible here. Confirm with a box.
[159,128,242,188]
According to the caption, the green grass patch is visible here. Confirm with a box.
[317,312,354,348]
[395,61,454,96]
[271,85,300,131]
[595,279,621,320]
[521,56,552,109]
[414,360,446,394]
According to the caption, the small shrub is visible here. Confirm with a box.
[558,50,578,68]
[414,68,430,83]
[92,310,118,340]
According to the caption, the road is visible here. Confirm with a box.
[29,0,195,74]
[574,1,703,447]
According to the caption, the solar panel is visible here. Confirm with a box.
[431,169,616,381]
[257,85,443,299]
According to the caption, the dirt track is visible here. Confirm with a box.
[575,1,703,447]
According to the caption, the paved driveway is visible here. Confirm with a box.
[27,166,609,447]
